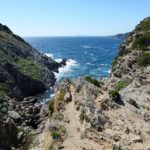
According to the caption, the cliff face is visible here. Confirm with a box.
[107,17,150,114]
[36,17,150,150]
[0,23,64,99]
[110,17,150,80]
[0,23,67,150]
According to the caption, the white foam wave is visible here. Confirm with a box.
[55,58,63,63]
[54,59,78,80]
[86,62,91,65]
[83,45,90,49]
[45,53,54,59]
[100,64,109,67]
[107,69,111,73]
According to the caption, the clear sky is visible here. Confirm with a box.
[0,0,149,36]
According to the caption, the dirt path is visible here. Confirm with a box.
[61,86,105,150]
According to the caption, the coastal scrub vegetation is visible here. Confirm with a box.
[137,52,150,66]
[16,57,43,80]
[51,131,61,140]
[132,32,150,51]
[136,17,150,31]
[109,78,132,105]
[58,91,65,102]
[128,98,139,109]
[48,91,65,116]
[85,76,104,88]
[50,125,66,141]
[48,98,54,115]
[112,57,118,68]
[109,90,123,105]
[115,78,132,91]
[22,133,36,150]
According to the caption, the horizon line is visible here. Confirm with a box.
[22,34,126,38]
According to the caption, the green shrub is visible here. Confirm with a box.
[109,90,120,98]
[128,99,139,109]
[48,99,54,114]
[112,57,118,68]
[23,133,36,150]
[132,33,150,51]
[51,131,61,140]
[137,18,150,31]
[137,52,150,66]
[115,79,132,91]
[58,91,65,101]
[109,90,124,105]
[16,57,42,80]
[85,76,104,88]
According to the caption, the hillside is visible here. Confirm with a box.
[33,17,150,150]
[0,23,66,150]
[0,23,66,99]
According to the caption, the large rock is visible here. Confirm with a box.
[0,23,66,99]
[8,111,21,120]
[0,117,18,149]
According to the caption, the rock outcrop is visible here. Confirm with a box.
[0,23,66,99]
[0,23,67,150]
[1,17,150,150]
[35,17,150,150]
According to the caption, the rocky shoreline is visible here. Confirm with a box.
[0,23,68,150]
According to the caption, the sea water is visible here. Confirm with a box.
[24,37,122,101]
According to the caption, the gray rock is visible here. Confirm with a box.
[64,92,72,102]
[0,117,18,149]
[1,107,8,113]
[2,102,8,107]
[17,131,24,141]
[144,112,150,122]
[8,111,21,120]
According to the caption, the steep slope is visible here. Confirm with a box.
[0,23,66,150]
[108,17,150,112]
[0,23,65,99]
[34,17,150,150]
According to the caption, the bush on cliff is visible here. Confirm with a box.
[136,17,150,31]
[51,131,61,140]
[137,52,150,66]
[132,32,150,51]
[58,91,65,102]
[115,79,132,91]
[48,99,54,115]
[109,90,124,105]
[16,57,42,80]
[128,98,139,109]
[85,76,104,88]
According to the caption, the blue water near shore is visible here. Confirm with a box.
[24,37,122,102]
[25,37,122,79]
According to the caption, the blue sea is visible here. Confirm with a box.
[25,37,122,79]
[24,37,122,101]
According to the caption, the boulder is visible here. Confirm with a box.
[0,117,18,149]
[8,111,21,120]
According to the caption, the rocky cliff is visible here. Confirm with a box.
[0,23,66,99]
[0,23,66,150]
[33,17,150,150]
